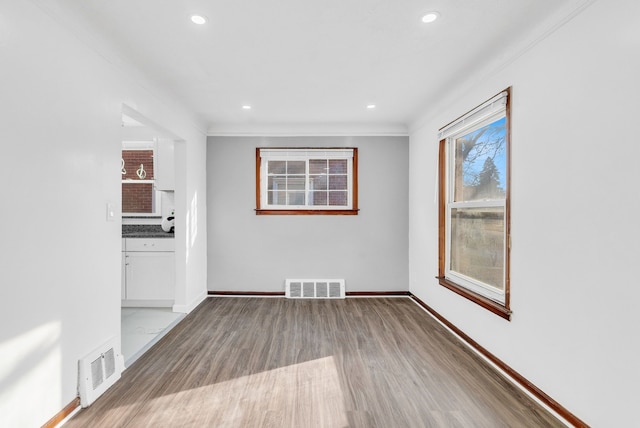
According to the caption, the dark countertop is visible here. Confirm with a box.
[122,225,174,239]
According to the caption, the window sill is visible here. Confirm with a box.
[437,276,512,320]
[255,209,359,216]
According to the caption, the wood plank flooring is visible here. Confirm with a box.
[65,297,565,428]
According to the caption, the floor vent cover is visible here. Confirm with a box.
[286,279,345,299]
[79,337,124,407]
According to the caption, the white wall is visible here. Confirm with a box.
[408,0,640,425]
[207,136,409,293]
[174,139,209,313]
[0,1,207,426]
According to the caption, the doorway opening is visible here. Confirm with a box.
[120,105,183,367]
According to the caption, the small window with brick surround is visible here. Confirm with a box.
[122,141,161,216]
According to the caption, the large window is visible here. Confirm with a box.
[256,148,358,215]
[438,88,511,319]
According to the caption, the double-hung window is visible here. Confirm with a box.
[256,148,358,215]
[438,88,511,319]
[122,141,162,217]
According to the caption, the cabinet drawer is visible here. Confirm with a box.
[125,238,175,252]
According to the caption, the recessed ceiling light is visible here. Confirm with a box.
[190,15,207,25]
[367,104,376,109]
[421,12,440,23]
[242,105,252,110]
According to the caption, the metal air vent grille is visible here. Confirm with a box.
[286,279,345,299]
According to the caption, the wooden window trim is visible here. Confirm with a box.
[436,276,512,320]
[256,209,359,215]
[437,88,512,320]
[255,147,359,215]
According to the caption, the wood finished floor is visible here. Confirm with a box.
[66,297,565,428]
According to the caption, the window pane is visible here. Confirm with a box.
[328,191,347,206]
[287,161,306,174]
[288,192,305,205]
[329,175,347,190]
[287,177,305,191]
[454,117,506,202]
[329,159,347,174]
[310,191,327,206]
[122,183,154,213]
[268,161,286,174]
[310,175,327,190]
[309,159,327,174]
[268,191,287,205]
[122,150,154,181]
[450,207,504,290]
[268,176,286,190]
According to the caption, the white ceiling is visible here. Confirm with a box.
[53,0,585,135]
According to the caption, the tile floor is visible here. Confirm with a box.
[121,307,184,367]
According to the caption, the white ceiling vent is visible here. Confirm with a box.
[286,279,345,299]
[78,337,124,407]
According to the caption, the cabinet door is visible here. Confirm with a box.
[126,252,175,300]
[122,252,127,299]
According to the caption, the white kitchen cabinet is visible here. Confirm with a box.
[125,252,175,300]
[122,238,175,307]
[154,139,175,191]
[121,251,127,299]
[121,239,126,299]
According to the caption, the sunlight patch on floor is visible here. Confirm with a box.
[108,356,348,427]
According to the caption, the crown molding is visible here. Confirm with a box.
[207,121,409,137]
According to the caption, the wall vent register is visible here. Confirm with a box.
[78,337,124,407]
[286,279,345,299]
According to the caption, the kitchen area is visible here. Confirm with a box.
[120,114,184,366]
